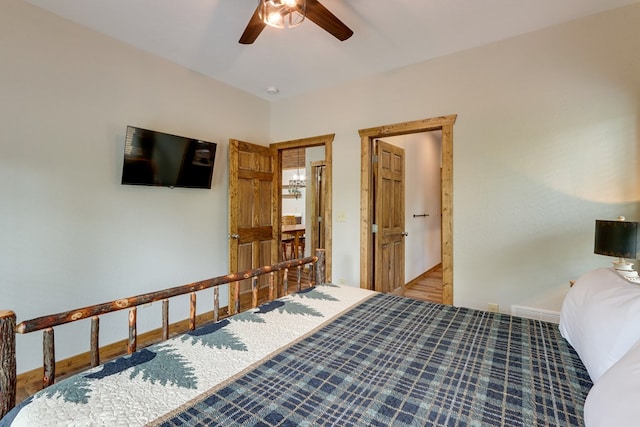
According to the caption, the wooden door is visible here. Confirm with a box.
[228,139,278,313]
[374,140,405,293]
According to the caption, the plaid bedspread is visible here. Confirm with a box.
[155,293,592,426]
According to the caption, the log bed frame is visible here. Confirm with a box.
[0,250,326,419]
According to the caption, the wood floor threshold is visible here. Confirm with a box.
[404,263,443,288]
[394,263,443,304]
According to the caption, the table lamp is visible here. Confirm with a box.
[594,216,640,283]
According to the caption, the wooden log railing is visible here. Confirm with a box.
[0,249,325,420]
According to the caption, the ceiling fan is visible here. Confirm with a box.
[239,0,353,44]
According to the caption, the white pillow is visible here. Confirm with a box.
[583,339,640,427]
[559,267,640,382]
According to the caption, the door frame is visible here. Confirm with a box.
[271,134,334,282]
[359,115,456,304]
[309,160,326,257]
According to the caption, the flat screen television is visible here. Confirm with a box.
[121,126,217,189]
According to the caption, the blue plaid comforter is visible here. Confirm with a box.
[155,293,591,426]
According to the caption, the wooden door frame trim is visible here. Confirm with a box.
[271,134,334,282]
[359,115,457,304]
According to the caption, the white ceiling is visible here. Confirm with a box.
[22,0,640,100]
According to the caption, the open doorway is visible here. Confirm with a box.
[280,147,326,261]
[381,131,443,302]
[272,134,334,282]
[359,115,456,305]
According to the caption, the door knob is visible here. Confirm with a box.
[229,233,240,239]
[402,232,408,237]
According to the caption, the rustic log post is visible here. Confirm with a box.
[309,263,315,286]
[189,293,196,331]
[315,249,326,284]
[234,281,240,315]
[0,310,16,419]
[297,266,302,291]
[213,288,219,323]
[251,277,258,308]
[90,317,100,367]
[268,272,274,301]
[43,328,55,388]
[283,268,289,296]
[128,307,137,354]
[162,300,169,340]
[230,281,240,315]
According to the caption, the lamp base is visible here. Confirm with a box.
[612,258,640,283]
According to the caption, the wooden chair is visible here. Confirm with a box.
[281,215,296,260]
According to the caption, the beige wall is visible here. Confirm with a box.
[1,0,270,372]
[270,4,640,312]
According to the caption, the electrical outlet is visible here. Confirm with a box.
[487,303,499,313]
[336,211,346,222]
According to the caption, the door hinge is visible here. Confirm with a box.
[372,154,378,163]
[372,224,378,234]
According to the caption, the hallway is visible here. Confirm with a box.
[394,264,443,304]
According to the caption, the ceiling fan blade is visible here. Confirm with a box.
[239,5,267,44]
[305,0,353,41]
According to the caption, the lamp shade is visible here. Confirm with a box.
[594,219,640,259]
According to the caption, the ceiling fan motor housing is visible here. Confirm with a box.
[239,0,353,44]
[258,0,306,29]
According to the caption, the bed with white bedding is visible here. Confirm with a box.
[2,262,639,426]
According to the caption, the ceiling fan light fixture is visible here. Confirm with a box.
[258,0,306,29]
